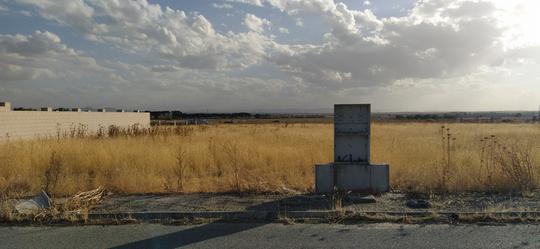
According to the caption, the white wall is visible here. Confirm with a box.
[0,111,150,141]
[0,102,10,112]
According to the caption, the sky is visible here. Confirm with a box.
[0,0,539,112]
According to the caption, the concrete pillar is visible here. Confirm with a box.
[315,104,389,194]
[334,104,371,163]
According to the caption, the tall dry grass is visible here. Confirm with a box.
[0,123,538,197]
[373,123,540,193]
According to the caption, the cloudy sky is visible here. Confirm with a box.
[0,0,538,112]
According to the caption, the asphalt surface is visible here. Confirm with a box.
[1,223,539,249]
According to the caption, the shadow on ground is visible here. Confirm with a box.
[246,195,332,211]
[109,222,264,249]
[108,195,334,248]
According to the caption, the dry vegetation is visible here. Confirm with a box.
[0,123,539,198]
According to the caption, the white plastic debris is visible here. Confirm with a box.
[345,194,377,204]
[15,190,51,215]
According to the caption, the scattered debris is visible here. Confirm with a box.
[15,190,51,215]
[280,186,301,195]
[29,187,104,222]
[345,194,377,204]
[13,187,106,220]
[62,187,105,213]
[406,199,432,209]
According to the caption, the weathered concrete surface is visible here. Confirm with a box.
[315,104,390,194]
[87,192,540,214]
[315,164,390,193]
[0,111,149,140]
[2,223,540,249]
[333,104,371,163]
[5,192,540,225]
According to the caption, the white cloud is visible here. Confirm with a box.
[15,0,275,70]
[212,3,233,9]
[18,10,32,16]
[0,31,109,82]
[264,0,537,91]
[225,0,264,7]
[243,13,271,33]
[0,30,66,56]
[15,0,97,33]
[494,1,540,49]
[4,0,540,111]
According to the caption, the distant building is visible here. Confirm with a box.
[0,102,11,112]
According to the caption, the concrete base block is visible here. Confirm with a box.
[315,163,389,194]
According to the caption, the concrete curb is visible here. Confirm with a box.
[5,210,540,226]
[87,210,540,222]
[88,210,335,221]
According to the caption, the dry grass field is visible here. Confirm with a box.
[0,123,539,198]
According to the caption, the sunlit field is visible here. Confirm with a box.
[1,123,539,198]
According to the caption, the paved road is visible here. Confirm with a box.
[1,223,539,249]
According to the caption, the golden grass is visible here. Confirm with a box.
[0,123,539,197]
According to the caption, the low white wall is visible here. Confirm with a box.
[0,111,150,141]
